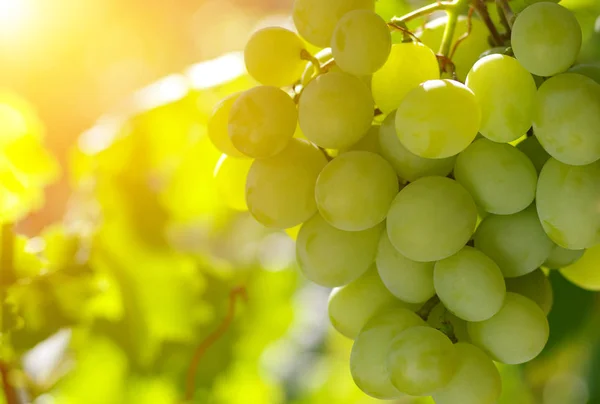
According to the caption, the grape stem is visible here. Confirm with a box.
[472,0,504,46]
[416,295,440,321]
[300,49,322,75]
[495,0,514,30]
[390,1,456,25]
[439,0,470,57]
[0,362,18,404]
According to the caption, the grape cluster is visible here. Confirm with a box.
[208,0,600,402]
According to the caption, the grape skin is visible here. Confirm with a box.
[544,245,585,270]
[213,155,252,211]
[516,136,550,174]
[560,245,600,291]
[207,94,246,158]
[505,269,553,315]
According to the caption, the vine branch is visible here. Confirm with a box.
[416,295,440,322]
[472,0,504,46]
[391,1,456,25]
[0,362,18,404]
[495,0,514,30]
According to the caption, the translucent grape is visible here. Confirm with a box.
[246,139,327,228]
[298,71,374,149]
[387,176,477,262]
[569,63,600,83]
[474,205,554,278]
[376,232,435,304]
[296,214,383,287]
[229,86,297,158]
[331,10,391,76]
[315,151,398,231]
[536,158,600,249]
[340,125,380,154]
[434,246,506,322]
[505,269,553,315]
[244,27,307,87]
[350,307,425,399]
[207,94,246,158]
[532,73,600,166]
[560,245,600,291]
[395,80,481,159]
[292,0,375,47]
[428,303,470,343]
[387,326,458,396]
[432,343,502,404]
[468,293,549,364]
[454,138,537,215]
[544,245,585,270]
[516,135,550,174]
[372,42,440,114]
[379,113,455,182]
[466,54,537,143]
[214,155,252,211]
[511,2,582,77]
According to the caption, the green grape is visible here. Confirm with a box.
[387,326,458,396]
[244,27,307,87]
[395,80,481,159]
[468,293,549,364]
[350,306,425,399]
[296,214,383,287]
[532,73,600,166]
[428,303,470,343]
[466,55,537,143]
[315,151,398,231]
[387,176,477,262]
[328,268,406,339]
[432,343,502,404]
[207,94,246,158]
[298,71,374,149]
[418,16,490,81]
[292,0,375,47]
[246,139,327,228]
[376,232,435,304]
[536,158,600,249]
[379,113,455,182]
[544,245,585,270]
[229,86,297,158]
[454,138,537,215]
[516,135,550,174]
[474,205,554,278]
[213,155,252,211]
[434,247,506,322]
[340,125,380,154]
[505,269,553,315]
[569,63,600,83]
[331,10,391,76]
[560,245,600,291]
[511,2,582,77]
[372,42,440,114]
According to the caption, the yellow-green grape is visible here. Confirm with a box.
[396,80,481,159]
[350,306,426,399]
[229,86,297,158]
[331,10,391,76]
[569,63,600,83]
[516,135,550,174]
[428,303,470,343]
[292,0,375,47]
[387,326,458,396]
[536,158,600,249]
[474,205,554,278]
[340,125,381,154]
[544,245,585,270]
[533,73,600,166]
[511,2,582,77]
[379,113,455,182]
[372,42,440,114]
[432,343,502,404]
[298,71,374,149]
[315,151,398,231]
[207,94,246,158]
[468,293,549,364]
[434,247,506,322]
[244,27,307,87]
[466,55,537,143]
[505,269,554,315]
[376,232,435,304]
[328,268,400,339]
[418,16,490,81]
[246,139,327,228]
[213,155,252,211]
[296,214,383,287]
[387,177,478,262]
[560,245,600,291]
[454,138,537,215]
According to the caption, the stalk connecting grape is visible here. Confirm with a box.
[209,0,600,402]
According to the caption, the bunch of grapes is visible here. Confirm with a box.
[208,0,600,402]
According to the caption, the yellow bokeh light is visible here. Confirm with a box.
[0,0,30,35]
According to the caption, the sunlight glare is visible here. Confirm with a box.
[0,0,30,35]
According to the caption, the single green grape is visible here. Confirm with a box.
[516,135,550,174]
[372,42,440,114]
[246,139,327,228]
[544,245,585,270]
[213,155,253,211]
[396,80,481,159]
[315,151,398,231]
[298,71,374,149]
[505,269,553,315]
[560,245,600,291]
[511,2,582,77]
[296,214,383,287]
[207,93,246,158]
[468,293,549,364]
[569,63,600,83]
[454,138,537,215]
[387,176,477,262]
